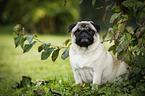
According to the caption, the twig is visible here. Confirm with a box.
[98,0,108,6]
[33,37,69,49]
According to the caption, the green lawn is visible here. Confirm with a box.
[0,32,75,95]
[0,25,112,95]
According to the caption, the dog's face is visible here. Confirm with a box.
[68,21,100,47]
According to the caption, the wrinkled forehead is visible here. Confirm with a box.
[77,23,90,28]
[72,22,97,32]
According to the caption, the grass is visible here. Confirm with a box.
[0,31,74,95]
[0,25,113,95]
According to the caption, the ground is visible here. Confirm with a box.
[0,25,110,95]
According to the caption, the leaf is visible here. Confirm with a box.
[51,48,60,62]
[92,0,96,7]
[118,23,125,33]
[119,35,126,42]
[108,45,116,52]
[61,49,69,60]
[23,41,37,53]
[13,76,32,89]
[115,6,121,12]
[106,3,113,11]
[138,38,143,47]
[13,24,21,32]
[126,26,134,34]
[41,48,55,60]
[122,41,130,51]
[21,37,26,49]
[133,67,141,74]
[63,39,71,46]
[38,44,43,52]
[117,18,128,24]
[102,30,109,41]
[122,0,134,7]
[116,42,123,52]
[115,30,120,40]
[136,31,141,38]
[125,33,132,41]
[26,35,34,43]
[96,6,104,10]
[42,43,51,51]
[14,34,23,48]
[110,13,121,23]
[103,13,106,22]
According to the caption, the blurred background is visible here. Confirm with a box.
[0,0,112,34]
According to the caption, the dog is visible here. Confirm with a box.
[68,21,129,88]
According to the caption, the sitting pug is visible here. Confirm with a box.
[68,21,129,88]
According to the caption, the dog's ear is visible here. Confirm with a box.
[91,22,100,32]
[68,23,77,32]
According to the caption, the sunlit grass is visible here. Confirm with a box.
[0,28,112,95]
[0,34,74,95]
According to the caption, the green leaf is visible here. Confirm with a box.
[116,42,123,52]
[14,34,23,48]
[108,45,116,52]
[23,41,37,53]
[119,35,126,42]
[51,48,60,62]
[63,39,71,46]
[133,67,141,74]
[92,0,96,7]
[110,13,121,23]
[61,49,69,60]
[38,44,43,52]
[126,26,134,34]
[41,48,55,60]
[13,24,21,32]
[13,76,32,89]
[115,30,120,40]
[122,41,130,51]
[115,6,121,12]
[106,3,113,11]
[26,35,34,43]
[42,43,51,51]
[122,0,135,7]
[21,37,26,49]
[95,6,104,10]
[102,30,109,41]
[125,33,132,41]
[118,23,125,33]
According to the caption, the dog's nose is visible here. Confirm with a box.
[80,37,89,43]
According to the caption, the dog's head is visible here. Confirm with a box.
[68,21,100,47]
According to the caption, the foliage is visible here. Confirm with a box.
[102,0,145,80]
[12,75,145,95]
[12,0,145,95]
[13,24,71,62]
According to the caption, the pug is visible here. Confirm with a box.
[68,21,129,88]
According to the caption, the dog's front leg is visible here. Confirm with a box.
[72,68,82,84]
[93,68,102,89]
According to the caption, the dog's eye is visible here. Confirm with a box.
[74,29,80,35]
[88,29,95,34]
